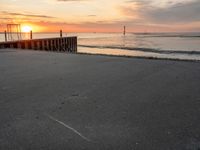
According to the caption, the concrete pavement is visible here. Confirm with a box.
[0,49,200,150]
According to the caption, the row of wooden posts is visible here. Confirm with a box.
[1,30,77,53]
[4,30,64,42]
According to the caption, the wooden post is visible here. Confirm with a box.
[60,30,62,38]
[70,38,72,52]
[59,38,62,51]
[17,42,21,49]
[5,30,7,42]
[37,41,40,50]
[30,30,32,40]
[42,40,45,50]
[75,37,77,52]
[53,39,56,51]
[67,38,70,51]
[31,41,35,49]
[57,39,60,51]
[72,38,74,52]
[25,41,29,49]
[68,38,70,52]
[46,40,49,50]
[50,40,53,51]
[65,38,67,51]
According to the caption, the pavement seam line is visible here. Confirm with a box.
[46,114,91,142]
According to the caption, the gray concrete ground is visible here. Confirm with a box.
[0,49,200,150]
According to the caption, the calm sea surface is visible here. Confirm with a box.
[0,32,200,60]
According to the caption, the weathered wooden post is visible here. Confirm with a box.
[46,40,49,50]
[25,41,29,49]
[17,42,22,49]
[50,39,53,51]
[75,37,77,52]
[36,41,40,50]
[31,41,35,49]
[30,30,32,40]
[5,30,7,42]
[64,38,67,51]
[60,30,63,51]
[57,38,60,51]
[42,40,45,50]
[53,39,56,51]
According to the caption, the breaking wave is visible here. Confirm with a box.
[79,45,200,55]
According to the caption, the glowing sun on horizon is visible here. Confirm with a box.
[21,25,32,32]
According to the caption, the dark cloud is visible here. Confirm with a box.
[1,11,56,19]
[121,0,200,24]
[88,15,96,17]
[146,0,200,23]
[57,0,89,1]
[0,17,13,20]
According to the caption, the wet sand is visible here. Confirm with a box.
[0,49,200,150]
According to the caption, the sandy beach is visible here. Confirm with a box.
[0,49,200,150]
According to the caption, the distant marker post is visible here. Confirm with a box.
[60,30,62,38]
[5,30,7,42]
[30,30,32,40]
[123,26,126,36]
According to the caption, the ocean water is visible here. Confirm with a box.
[0,32,200,60]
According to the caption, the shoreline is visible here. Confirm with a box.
[78,52,200,63]
[78,46,200,62]
[1,48,200,63]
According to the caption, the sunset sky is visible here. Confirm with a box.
[0,0,200,32]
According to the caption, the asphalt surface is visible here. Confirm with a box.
[0,49,200,150]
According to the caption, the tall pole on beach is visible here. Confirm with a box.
[123,26,126,36]
[60,30,62,38]
[30,30,32,40]
[5,30,7,42]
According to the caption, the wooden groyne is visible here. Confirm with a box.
[0,37,77,52]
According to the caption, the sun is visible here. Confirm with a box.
[21,26,32,33]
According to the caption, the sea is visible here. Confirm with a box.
[0,32,200,61]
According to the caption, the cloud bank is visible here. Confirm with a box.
[121,0,200,24]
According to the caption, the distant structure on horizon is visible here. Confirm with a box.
[123,26,126,36]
